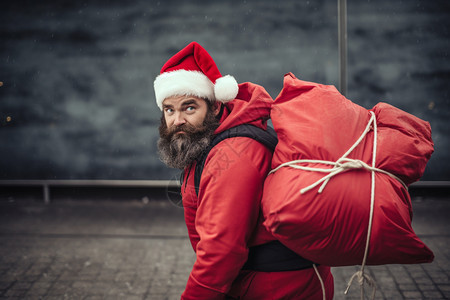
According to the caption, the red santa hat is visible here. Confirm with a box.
[154,41,239,110]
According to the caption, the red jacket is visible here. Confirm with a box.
[180,82,275,299]
[180,82,334,299]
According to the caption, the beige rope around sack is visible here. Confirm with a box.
[269,111,408,300]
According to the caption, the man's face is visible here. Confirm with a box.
[162,95,211,130]
[157,95,220,169]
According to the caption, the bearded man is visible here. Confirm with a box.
[155,42,334,300]
[158,95,220,170]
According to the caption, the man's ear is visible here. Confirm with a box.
[213,102,222,116]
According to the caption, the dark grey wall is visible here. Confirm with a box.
[0,0,448,180]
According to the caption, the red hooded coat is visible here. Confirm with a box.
[180,82,334,299]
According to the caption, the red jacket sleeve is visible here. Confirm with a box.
[181,137,272,299]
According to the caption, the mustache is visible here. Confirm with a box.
[166,123,208,136]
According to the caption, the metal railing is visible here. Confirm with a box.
[0,179,180,204]
[0,180,448,204]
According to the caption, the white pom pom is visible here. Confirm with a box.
[214,75,239,103]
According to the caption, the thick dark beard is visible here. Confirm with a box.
[157,109,220,169]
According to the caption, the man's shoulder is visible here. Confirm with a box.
[205,136,273,174]
[212,124,277,154]
[212,136,270,155]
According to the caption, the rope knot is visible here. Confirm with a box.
[337,158,367,170]
[357,272,365,285]
[344,270,377,299]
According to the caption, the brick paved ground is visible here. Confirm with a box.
[0,194,448,299]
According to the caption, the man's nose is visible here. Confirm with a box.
[173,112,186,126]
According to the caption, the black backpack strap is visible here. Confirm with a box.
[194,124,278,196]
[242,240,315,272]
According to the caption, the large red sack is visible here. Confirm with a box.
[262,73,434,266]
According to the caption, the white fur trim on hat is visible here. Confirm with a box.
[214,75,239,103]
[154,70,215,110]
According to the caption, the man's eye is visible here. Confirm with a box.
[165,108,174,113]
[186,106,195,112]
